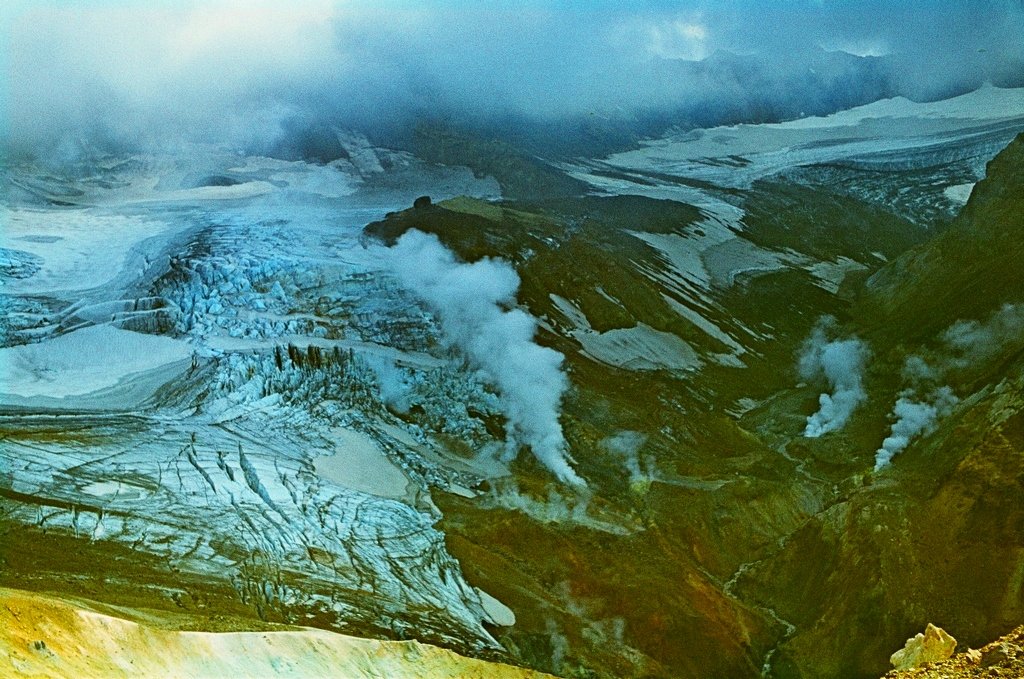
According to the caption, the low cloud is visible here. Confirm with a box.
[941,303,1024,371]
[4,1,1023,159]
[365,355,413,415]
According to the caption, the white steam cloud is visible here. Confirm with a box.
[387,230,583,487]
[874,383,958,471]
[366,355,413,415]
[941,303,1024,370]
[874,303,1024,470]
[799,317,870,438]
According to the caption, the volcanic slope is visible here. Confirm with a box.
[729,133,1024,678]
[1,89,1023,679]
[362,101,1024,676]
[0,587,551,679]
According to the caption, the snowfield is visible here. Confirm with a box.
[591,84,1024,190]
[2,206,171,297]
[0,324,191,401]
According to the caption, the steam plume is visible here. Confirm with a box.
[799,317,870,437]
[942,303,1024,370]
[873,304,1024,470]
[874,382,958,471]
[366,355,413,414]
[387,230,583,487]
[600,431,650,483]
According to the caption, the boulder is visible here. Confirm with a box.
[890,623,957,671]
[980,642,1013,667]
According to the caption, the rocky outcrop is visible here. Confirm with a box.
[858,133,1024,344]
[890,624,957,671]
[884,626,1023,678]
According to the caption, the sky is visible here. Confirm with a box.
[2,0,1023,157]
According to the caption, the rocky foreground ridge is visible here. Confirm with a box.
[884,625,1024,678]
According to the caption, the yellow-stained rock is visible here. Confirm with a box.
[0,588,550,679]
[890,623,957,671]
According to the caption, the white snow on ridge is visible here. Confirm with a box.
[806,256,869,294]
[579,323,702,372]
[550,294,701,372]
[773,83,1024,130]
[626,204,793,296]
[588,85,1024,190]
[943,182,975,205]
[661,295,746,357]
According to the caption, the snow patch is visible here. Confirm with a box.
[313,427,410,499]
[0,325,191,399]
[81,480,148,500]
[661,295,746,359]
[476,589,516,627]
[943,182,975,205]
[1,207,170,296]
[579,324,700,372]
[806,256,869,294]
[703,237,797,287]
[125,181,275,203]
[550,295,701,372]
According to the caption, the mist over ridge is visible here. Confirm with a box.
[4,0,1024,160]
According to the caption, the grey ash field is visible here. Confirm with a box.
[2,86,1024,678]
